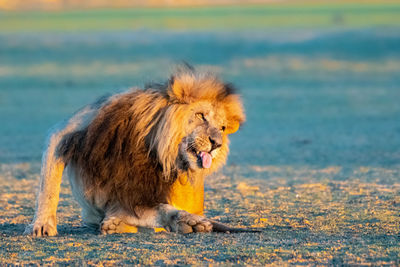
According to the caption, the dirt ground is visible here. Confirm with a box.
[1,4,400,265]
[1,163,399,265]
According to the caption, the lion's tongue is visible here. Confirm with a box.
[200,151,212,169]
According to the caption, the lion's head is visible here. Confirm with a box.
[147,69,245,179]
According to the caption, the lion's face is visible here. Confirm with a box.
[178,102,228,171]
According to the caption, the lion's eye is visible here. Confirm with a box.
[221,126,226,132]
[195,113,206,122]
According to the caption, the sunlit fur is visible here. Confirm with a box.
[57,68,245,218]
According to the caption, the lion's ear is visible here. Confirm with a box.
[224,94,245,135]
[170,76,186,102]
[225,121,240,134]
[168,74,196,103]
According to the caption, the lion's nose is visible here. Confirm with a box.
[208,127,223,151]
[209,136,222,151]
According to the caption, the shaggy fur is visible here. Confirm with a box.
[25,67,246,237]
[57,69,245,216]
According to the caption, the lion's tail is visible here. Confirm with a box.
[210,220,262,233]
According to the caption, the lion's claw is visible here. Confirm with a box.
[25,220,58,237]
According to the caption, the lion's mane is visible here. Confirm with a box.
[57,69,245,214]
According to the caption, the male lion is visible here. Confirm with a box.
[25,67,245,236]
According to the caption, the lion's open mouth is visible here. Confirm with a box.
[189,148,212,169]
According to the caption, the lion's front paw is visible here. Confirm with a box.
[101,217,121,234]
[169,211,213,234]
[25,218,57,237]
[101,217,138,234]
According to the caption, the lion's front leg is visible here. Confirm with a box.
[101,204,213,235]
[100,217,139,234]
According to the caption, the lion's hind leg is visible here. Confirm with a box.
[26,105,99,237]
[25,156,65,237]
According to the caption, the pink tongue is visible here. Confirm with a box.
[200,152,212,169]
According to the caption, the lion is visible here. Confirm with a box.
[25,66,246,236]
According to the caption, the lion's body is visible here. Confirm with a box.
[26,68,245,236]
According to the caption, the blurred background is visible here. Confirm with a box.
[0,0,399,168]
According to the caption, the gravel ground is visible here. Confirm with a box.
[1,163,399,265]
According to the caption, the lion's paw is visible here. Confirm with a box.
[100,217,138,234]
[169,211,213,234]
[101,217,121,234]
[25,218,57,237]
